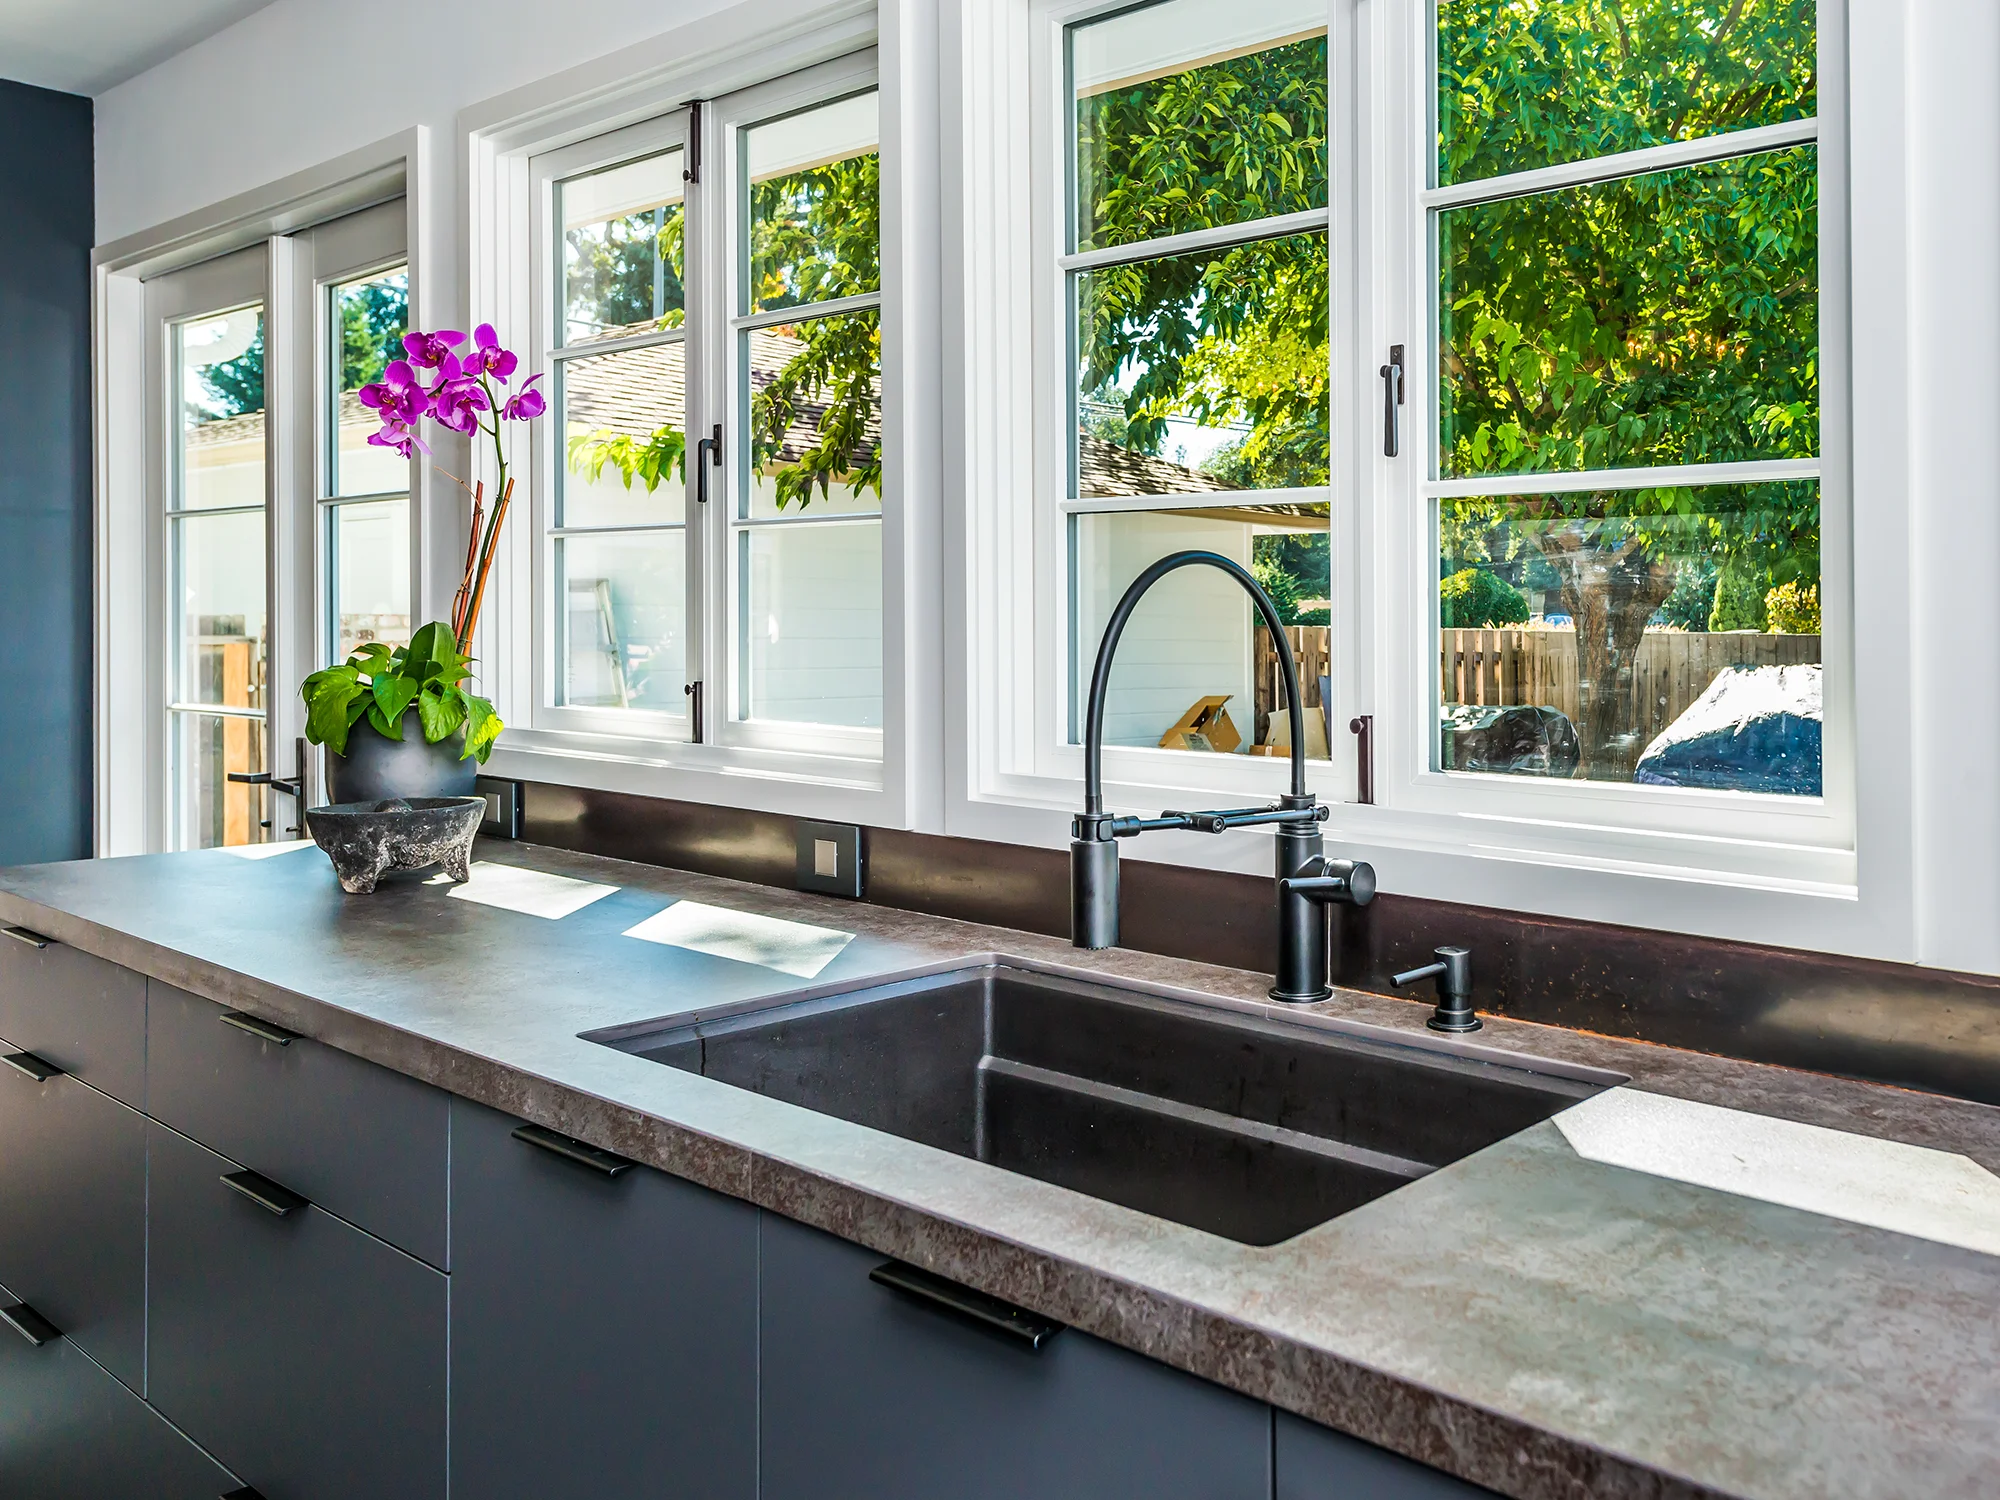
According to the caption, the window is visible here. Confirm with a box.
[530,57,884,757]
[1427,0,1823,798]
[1061,0,1333,762]
[325,265,411,662]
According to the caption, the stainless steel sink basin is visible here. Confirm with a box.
[588,962,1619,1246]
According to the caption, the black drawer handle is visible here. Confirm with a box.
[221,1169,308,1217]
[1,1301,60,1346]
[511,1123,636,1178]
[869,1261,1064,1351]
[221,1488,269,1500]
[219,1011,301,1046]
[2,1051,63,1082]
[1,926,50,949]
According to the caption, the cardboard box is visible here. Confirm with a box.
[1260,705,1330,760]
[1159,695,1242,754]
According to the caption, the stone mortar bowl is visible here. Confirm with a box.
[305,796,485,895]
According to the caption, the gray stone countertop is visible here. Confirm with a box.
[1,840,1995,1500]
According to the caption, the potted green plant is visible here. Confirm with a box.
[303,323,544,801]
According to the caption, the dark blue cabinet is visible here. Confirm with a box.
[1276,1410,1500,1498]
[448,1098,759,1499]
[0,1306,238,1499]
[0,1048,146,1390]
[0,931,146,1107]
[146,1121,447,1500]
[758,1213,1272,1500]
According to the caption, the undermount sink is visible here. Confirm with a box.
[588,962,1619,1246]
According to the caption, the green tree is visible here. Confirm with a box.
[197,323,265,418]
[338,274,408,391]
[1440,567,1531,629]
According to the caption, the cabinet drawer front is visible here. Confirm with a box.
[1276,1410,1500,1498]
[759,1215,1271,1500]
[146,1122,447,1500]
[0,931,145,1107]
[0,1056,146,1390]
[0,1321,240,1500]
[147,980,449,1267]
[448,1099,759,1500]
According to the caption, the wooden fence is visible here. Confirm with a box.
[1255,625,1820,749]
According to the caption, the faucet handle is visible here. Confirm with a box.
[1278,857,1376,908]
[1390,945,1479,1033]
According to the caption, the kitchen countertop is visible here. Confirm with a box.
[1,841,1995,1500]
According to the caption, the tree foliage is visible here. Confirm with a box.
[338,274,409,392]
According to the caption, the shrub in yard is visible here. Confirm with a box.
[1440,567,1530,629]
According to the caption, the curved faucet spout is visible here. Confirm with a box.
[1082,551,1307,816]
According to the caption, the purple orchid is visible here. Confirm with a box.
[402,328,466,369]
[500,373,545,423]
[426,368,493,436]
[366,417,428,458]
[464,323,519,382]
[356,358,427,425]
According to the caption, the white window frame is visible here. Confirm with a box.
[462,1,936,827]
[944,0,1922,957]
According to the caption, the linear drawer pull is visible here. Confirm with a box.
[1,1301,60,1346]
[219,1010,302,1046]
[221,1487,269,1500]
[869,1261,1065,1351]
[2,1051,62,1082]
[1,926,50,949]
[511,1123,636,1178]
[221,1169,309,1217]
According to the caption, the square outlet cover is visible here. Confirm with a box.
[796,820,864,899]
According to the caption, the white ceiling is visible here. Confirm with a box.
[1,0,275,97]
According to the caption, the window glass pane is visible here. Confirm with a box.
[1439,0,1816,187]
[561,342,687,528]
[1439,147,1817,480]
[738,519,882,728]
[175,306,266,511]
[745,92,880,313]
[558,532,686,712]
[1077,232,1329,499]
[1069,504,1331,758]
[1435,484,1820,793]
[175,509,267,709]
[329,498,410,664]
[172,712,268,851]
[561,149,686,346]
[744,314,882,519]
[330,268,409,495]
[1071,0,1328,253]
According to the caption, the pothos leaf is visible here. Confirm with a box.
[416,686,467,743]
[460,694,504,764]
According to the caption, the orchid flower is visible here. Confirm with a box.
[426,369,493,436]
[464,323,519,382]
[357,359,427,424]
[402,328,466,369]
[500,373,546,423]
[366,417,428,457]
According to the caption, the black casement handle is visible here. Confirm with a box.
[222,1169,309,1217]
[869,1261,1064,1351]
[2,1051,63,1082]
[511,1123,637,1178]
[1,926,51,949]
[1379,344,1405,458]
[1,1301,61,1346]
[219,1011,301,1046]
[696,421,722,505]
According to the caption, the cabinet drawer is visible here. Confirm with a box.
[1276,1409,1500,1497]
[147,979,448,1267]
[147,1121,447,1500]
[0,1317,240,1500]
[0,1049,146,1390]
[449,1098,759,1499]
[759,1215,1271,1500]
[0,927,145,1107]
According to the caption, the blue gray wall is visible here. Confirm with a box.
[0,80,93,863]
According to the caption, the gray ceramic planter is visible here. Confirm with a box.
[327,709,478,803]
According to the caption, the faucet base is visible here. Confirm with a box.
[1268,984,1334,1006]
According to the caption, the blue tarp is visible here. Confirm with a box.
[1633,664,1822,795]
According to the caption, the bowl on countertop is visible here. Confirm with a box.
[305,796,484,895]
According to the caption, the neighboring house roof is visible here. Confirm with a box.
[1076,432,1240,498]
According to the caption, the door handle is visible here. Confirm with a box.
[1,1301,61,1347]
[1,926,51,949]
[510,1122,637,1178]
[221,1169,309,1217]
[219,1011,301,1046]
[2,1051,63,1082]
[695,422,721,505]
[229,738,309,835]
[869,1261,1064,1351]
[1380,344,1405,458]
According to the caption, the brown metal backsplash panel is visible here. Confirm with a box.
[518,782,2000,1107]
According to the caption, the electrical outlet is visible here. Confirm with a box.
[796,820,864,899]
[475,776,524,840]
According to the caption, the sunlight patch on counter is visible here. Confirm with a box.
[622,901,854,979]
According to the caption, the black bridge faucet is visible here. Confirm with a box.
[1070,551,1375,1003]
